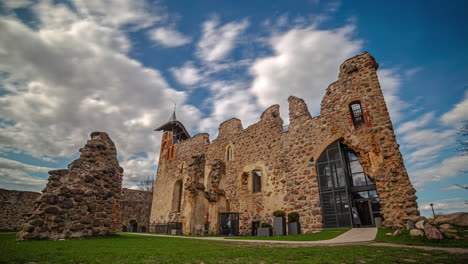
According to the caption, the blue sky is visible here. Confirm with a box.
[0,0,466,217]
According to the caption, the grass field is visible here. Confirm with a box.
[1,233,467,264]
[375,228,468,248]
[226,228,350,241]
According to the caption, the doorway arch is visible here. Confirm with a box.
[316,140,381,228]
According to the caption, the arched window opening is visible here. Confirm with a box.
[349,101,364,125]
[226,146,233,161]
[252,170,262,193]
[172,180,183,212]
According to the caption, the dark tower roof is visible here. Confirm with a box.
[155,107,190,142]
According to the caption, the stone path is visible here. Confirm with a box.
[127,228,377,244]
[125,228,468,254]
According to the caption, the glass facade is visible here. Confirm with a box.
[316,141,381,228]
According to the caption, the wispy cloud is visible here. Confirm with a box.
[410,155,468,187]
[441,90,468,126]
[419,198,467,216]
[170,62,203,86]
[196,16,249,62]
[0,157,56,192]
[148,27,191,47]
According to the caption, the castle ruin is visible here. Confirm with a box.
[150,52,419,235]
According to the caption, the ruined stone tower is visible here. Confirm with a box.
[150,52,419,235]
[17,132,123,240]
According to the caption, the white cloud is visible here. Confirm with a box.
[120,152,159,189]
[0,1,202,191]
[170,62,202,86]
[395,112,456,167]
[377,68,410,123]
[441,91,468,126]
[72,0,161,30]
[196,16,249,62]
[198,88,261,136]
[249,25,363,120]
[396,112,435,135]
[0,157,55,173]
[148,27,191,47]
[440,185,465,191]
[1,0,33,9]
[410,155,468,187]
[419,198,468,217]
[0,157,56,192]
[404,67,423,78]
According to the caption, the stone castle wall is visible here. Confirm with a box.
[0,189,40,231]
[1,187,152,232]
[120,189,153,230]
[16,132,123,240]
[150,52,419,235]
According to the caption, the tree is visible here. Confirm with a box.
[456,120,468,156]
[139,175,156,192]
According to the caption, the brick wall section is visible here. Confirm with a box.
[0,189,40,231]
[120,189,152,230]
[150,52,419,234]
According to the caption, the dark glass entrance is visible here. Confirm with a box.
[219,212,239,236]
[316,141,381,228]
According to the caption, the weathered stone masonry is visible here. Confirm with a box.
[0,189,40,231]
[120,188,153,231]
[1,188,152,232]
[150,52,419,235]
[17,132,123,240]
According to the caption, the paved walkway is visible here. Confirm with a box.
[126,228,468,254]
[127,228,377,245]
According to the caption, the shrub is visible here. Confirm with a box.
[261,223,272,228]
[273,210,286,217]
[288,212,300,223]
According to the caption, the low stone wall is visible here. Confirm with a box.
[0,189,40,231]
[0,188,152,232]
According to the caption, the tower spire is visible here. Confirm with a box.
[169,103,177,121]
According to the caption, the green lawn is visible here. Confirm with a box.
[375,228,468,248]
[226,228,350,241]
[1,233,466,264]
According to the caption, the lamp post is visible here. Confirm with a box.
[430,203,436,219]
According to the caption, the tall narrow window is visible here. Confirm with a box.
[172,180,183,212]
[226,146,233,161]
[349,101,364,125]
[252,170,262,193]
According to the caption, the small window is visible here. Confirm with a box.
[252,170,262,193]
[349,101,364,125]
[226,146,233,161]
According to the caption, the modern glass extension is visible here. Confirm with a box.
[316,141,381,228]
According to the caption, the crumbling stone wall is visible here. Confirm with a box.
[150,52,419,234]
[16,132,123,240]
[1,188,152,233]
[0,189,40,231]
[120,189,152,231]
